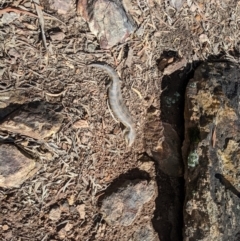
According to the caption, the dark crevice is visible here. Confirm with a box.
[151,55,201,241]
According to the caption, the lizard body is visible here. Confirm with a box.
[89,63,136,146]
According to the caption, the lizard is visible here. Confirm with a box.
[89,63,136,146]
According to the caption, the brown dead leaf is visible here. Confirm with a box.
[58,228,67,239]
[73,120,89,129]
[2,224,9,231]
[64,222,73,232]
[125,47,134,68]
[199,34,210,44]
[49,207,62,221]
[190,3,197,12]
[195,14,202,22]
[139,162,154,172]
[76,204,86,219]
[167,57,174,64]
[67,194,75,205]
[163,58,187,75]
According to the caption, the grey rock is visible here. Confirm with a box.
[0,144,39,188]
[0,101,63,140]
[0,12,19,24]
[100,180,155,226]
[132,224,159,241]
[182,62,240,241]
[49,0,74,15]
[152,122,183,177]
[78,0,136,49]
[169,0,185,10]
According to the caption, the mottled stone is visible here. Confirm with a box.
[133,224,159,241]
[144,69,186,240]
[144,107,183,177]
[182,62,240,241]
[100,180,155,226]
[169,0,185,10]
[0,90,29,108]
[0,144,39,188]
[0,101,63,140]
[49,0,74,15]
[152,122,183,177]
[0,12,19,24]
[49,31,66,41]
[77,0,136,49]
[49,206,62,221]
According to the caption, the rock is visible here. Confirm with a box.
[144,108,183,177]
[0,101,63,140]
[0,144,39,188]
[144,67,186,240]
[0,90,30,121]
[77,0,136,49]
[49,206,62,221]
[76,204,85,219]
[58,222,73,239]
[0,12,19,24]
[49,31,66,41]
[152,122,183,177]
[0,89,29,108]
[132,224,159,241]
[182,62,240,241]
[100,180,155,226]
[49,0,74,15]
[169,0,185,10]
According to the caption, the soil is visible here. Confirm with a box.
[0,0,239,240]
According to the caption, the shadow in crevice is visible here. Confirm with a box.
[160,60,200,140]
[151,54,201,241]
[0,103,22,122]
[152,166,184,241]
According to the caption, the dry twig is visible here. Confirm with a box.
[0,6,37,17]
[33,0,48,51]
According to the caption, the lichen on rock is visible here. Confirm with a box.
[182,62,240,241]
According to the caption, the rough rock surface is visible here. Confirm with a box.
[132,224,159,241]
[144,103,184,241]
[49,0,75,15]
[182,62,240,241]
[143,107,182,177]
[0,89,29,108]
[77,0,136,49]
[100,179,155,226]
[0,144,39,188]
[152,122,183,177]
[0,101,63,140]
[0,12,19,24]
